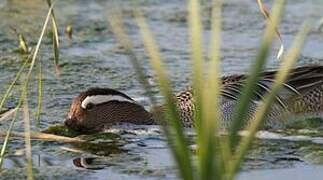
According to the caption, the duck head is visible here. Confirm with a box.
[65,88,154,132]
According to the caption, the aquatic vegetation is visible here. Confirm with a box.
[0,2,59,179]
[0,0,313,179]
[42,124,82,137]
[108,0,308,179]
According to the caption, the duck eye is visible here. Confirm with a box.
[86,103,95,110]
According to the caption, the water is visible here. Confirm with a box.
[1,0,323,179]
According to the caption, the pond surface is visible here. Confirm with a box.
[1,0,323,179]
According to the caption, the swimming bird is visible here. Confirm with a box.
[65,65,323,132]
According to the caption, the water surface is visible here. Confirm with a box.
[1,0,323,179]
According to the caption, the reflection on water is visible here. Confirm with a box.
[73,157,106,170]
[3,124,323,179]
[1,0,323,179]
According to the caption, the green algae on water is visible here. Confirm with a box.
[42,124,81,137]
[43,124,122,140]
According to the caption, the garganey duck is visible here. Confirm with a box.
[65,65,323,132]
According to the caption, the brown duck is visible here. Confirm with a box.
[65,65,323,132]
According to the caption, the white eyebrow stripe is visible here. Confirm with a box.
[81,95,135,109]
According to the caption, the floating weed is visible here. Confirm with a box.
[0,131,85,143]
[80,132,121,141]
[42,124,83,137]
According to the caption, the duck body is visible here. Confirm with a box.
[65,65,323,132]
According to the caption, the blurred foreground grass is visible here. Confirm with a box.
[0,0,309,179]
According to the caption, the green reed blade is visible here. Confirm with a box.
[228,0,285,153]
[0,5,54,167]
[199,0,223,179]
[0,56,30,111]
[188,0,204,132]
[228,21,309,179]
[0,2,56,175]
[0,84,26,170]
[135,12,195,180]
[47,0,60,77]
[107,12,157,106]
[19,4,57,177]
[0,50,34,171]
[53,32,60,77]
[22,95,33,180]
[36,61,43,127]
[46,0,59,47]
[0,107,19,170]
[25,2,55,85]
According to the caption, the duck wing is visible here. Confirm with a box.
[261,65,323,93]
[219,65,323,108]
[220,74,291,108]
